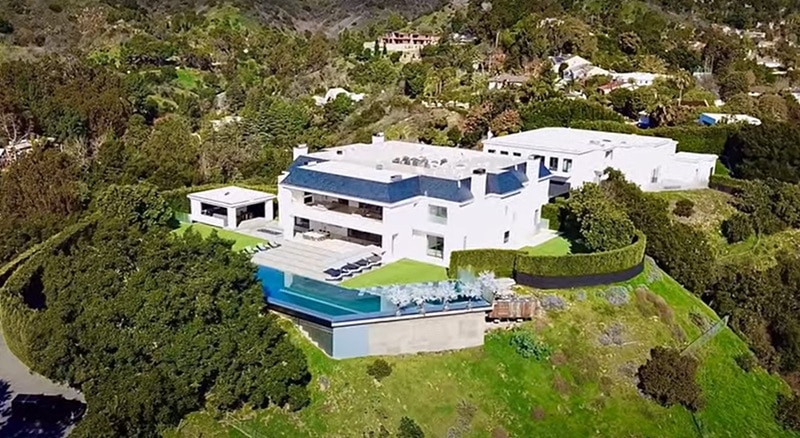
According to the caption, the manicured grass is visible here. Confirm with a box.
[715,160,730,176]
[172,223,265,252]
[339,259,448,289]
[166,264,797,438]
[521,235,572,256]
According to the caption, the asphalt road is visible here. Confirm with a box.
[0,324,85,437]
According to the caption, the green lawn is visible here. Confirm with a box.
[521,235,572,256]
[715,160,730,176]
[172,223,265,252]
[166,264,797,438]
[340,259,448,289]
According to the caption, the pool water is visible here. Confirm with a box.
[256,265,382,317]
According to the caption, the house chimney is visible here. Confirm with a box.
[526,155,541,179]
[293,143,309,160]
[372,132,385,144]
[471,168,487,199]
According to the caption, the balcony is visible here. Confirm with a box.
[307,201,383,221]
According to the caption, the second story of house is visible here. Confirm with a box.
[277,138,552,234]
[482,127,679,188]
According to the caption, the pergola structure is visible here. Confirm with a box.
[188,186,275,230]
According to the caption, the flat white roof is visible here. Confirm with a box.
[483,127,675,154]
[700,113,762,125]
[302,141,527,181]
[674,151,718,163]
[188,186,275,208]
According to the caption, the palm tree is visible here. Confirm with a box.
[673,71,693,106]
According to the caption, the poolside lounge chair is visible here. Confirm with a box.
[256,244,268,251]
[365,254,382,268]
[354,259,370,269]
[341,263,361,274]
[268,240,281,248]
[324,268,344,282]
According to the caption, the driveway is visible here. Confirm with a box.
[0,324,85,437]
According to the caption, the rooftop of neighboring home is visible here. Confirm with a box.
[489,73,530,84]
[188,186,276,208]
[282,140,551,204]
[483,127,675,154]
[699,113,762,126]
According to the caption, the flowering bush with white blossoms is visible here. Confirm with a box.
[361,271,498,313]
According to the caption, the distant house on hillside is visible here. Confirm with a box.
[363,32,440,62]
[488,74,530,90]
[597,72,669,94]
[550,55,610,83]
[313,88,366,106]
[698,113,762,126]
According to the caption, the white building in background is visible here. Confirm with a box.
[277,136,552,266]
[363,32,440,62]
[698,113,762,126]
[312,88,366,106]
[550,55,610,83]
[482,127,717,196]
[188,186,276,230]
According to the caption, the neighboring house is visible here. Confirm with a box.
[597,72,669,94]
[488,73,530,90]
[277,135,552,266]
[550,55,610,83]
[698,113,762,126]
[188,186,276,230]
[363,32,440,62]
[0,139,35,168]
[482,127,717,196]
[312,88,366,106]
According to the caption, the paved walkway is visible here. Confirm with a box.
[0,324,85,436]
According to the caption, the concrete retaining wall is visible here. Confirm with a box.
[332,311,486,359]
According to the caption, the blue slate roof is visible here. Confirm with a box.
[487,170,525,195]
[538,161,552,179]
[283,156,529,204]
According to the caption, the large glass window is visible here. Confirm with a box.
[429,205,448,225]
[549,157,559,171]
[562,159,573,173]
[426,235,444,259]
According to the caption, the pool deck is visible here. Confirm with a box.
[251,238,382,282]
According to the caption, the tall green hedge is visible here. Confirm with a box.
[448,232,646,279]
[709,174,747,194]
[448,249,519,278]
[541,202,563,231]
[515,232,646,277]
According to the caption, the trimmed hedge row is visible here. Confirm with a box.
[515,232,646,277]
[448,249,518,278]
[0,217,98,367]
[541,203,562,231]
[448,232,646,280]
[709,174,748,194]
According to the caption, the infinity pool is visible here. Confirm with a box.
[256,265,383,318]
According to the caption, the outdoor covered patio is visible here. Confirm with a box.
[187,186,275,230]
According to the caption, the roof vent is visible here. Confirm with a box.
[390,174,403,182]
[336,150,344,155]
[472,168,487,175]
[440,158,448,165]
[602,139,612,142]
[392,157,401,164]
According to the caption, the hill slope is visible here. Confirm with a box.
[166,263,798,437]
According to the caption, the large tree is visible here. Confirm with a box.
[9,210,310,436]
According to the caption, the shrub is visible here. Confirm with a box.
[540,294,566,311]
[721,212,754,243]
[563,183,636,252]
[366,358,392,381]
[604,286,630,306]
[637,347,704,412]
[0,18,13,34]
[673,199,695,217]
[598,322,625,346]
[735,352,758,372]
[48,2,64,13]
[398,416,425,438]
[510,330,552,360]
[776,394,800,431]
[541,201,565,231]
[710,174,748,194]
